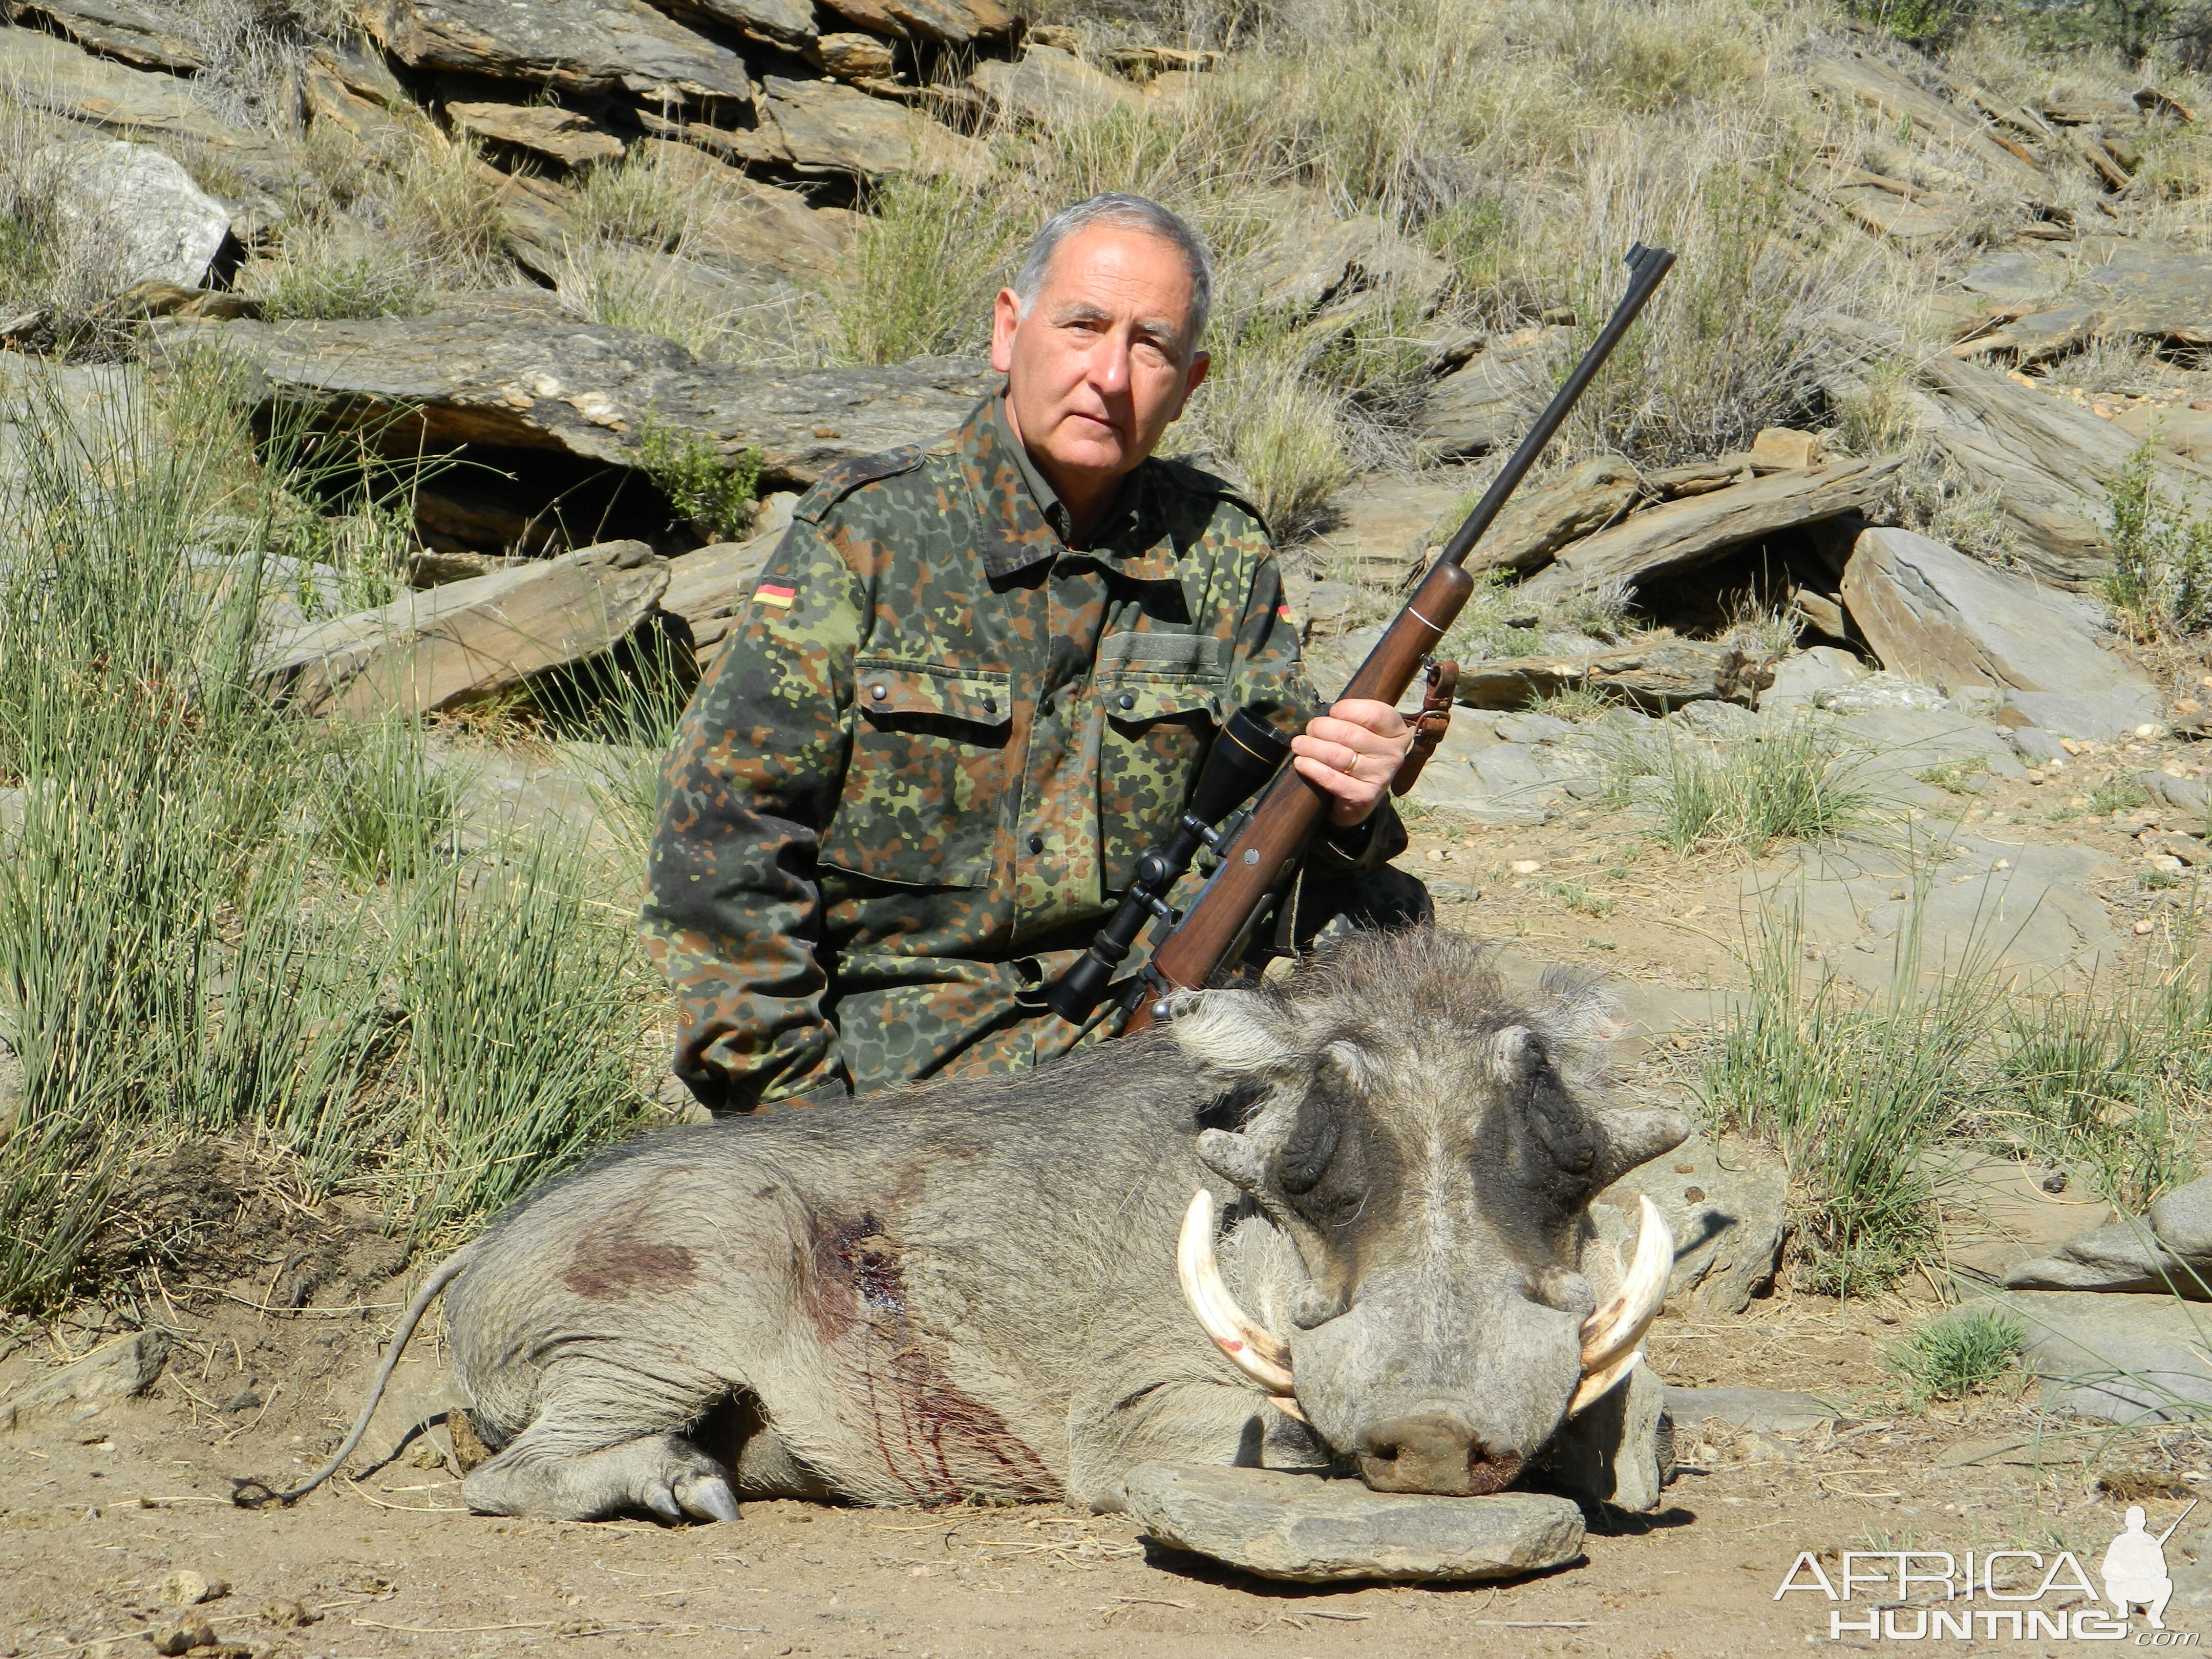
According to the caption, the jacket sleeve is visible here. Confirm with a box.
[642,517,863,1112]
[1223,543,1407,877]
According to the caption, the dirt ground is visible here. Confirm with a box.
[5,749,2210,1659]
[7,1285,2208,1659]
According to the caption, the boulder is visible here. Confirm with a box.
[0,26,303,195]
[44,139,231,291]
[1122,1463,1586,1584]
[1514,456,1904,605]
[1452,637,1769,711]
[1473,458,1643,575]
[443,101,625,169]
[1603,1135,1789,1316]
[156,312,998,492]
[365,0,753,103]
[1990,1290,2212,1423]
[1419,326,1570,458]
[2005,1174,2212,1298]
[969,45,1144,128]
[660,523,785,665]
[657,0,819,51]
[2114,402,2212,465]
[0,1330,168,1430]
[816,0,1016,45]
[1758,645,1871,712]
[257,540,671,717]
[632,140,860,282]
[1301,469,1480,590]
[1839,526,2160,739]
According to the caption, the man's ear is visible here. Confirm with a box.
[1168,349,1209,420]
[990,288,1022,375]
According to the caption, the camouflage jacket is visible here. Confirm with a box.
[643,394,1401,1113]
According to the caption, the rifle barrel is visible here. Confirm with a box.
[1437,242,1675,569]
[1118,242,1676,1031]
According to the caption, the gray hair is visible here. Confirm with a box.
[1012,193,1214,353]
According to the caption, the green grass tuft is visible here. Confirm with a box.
[1885,1306,2027,1406]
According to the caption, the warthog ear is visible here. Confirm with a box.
[1169,989,1292,1074]
[1590,1105,1693,1188]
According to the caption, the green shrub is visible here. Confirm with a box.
[636,416,762,539]
[1885,1306,2027,1406]
[2104,441,2212,639]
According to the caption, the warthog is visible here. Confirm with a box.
[281,929,1686,1522]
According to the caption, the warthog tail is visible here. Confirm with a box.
[248,1243,478,1507]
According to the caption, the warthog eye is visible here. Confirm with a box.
[1277,1084,1339,1196]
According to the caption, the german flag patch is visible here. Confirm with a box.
[755,582,796,610]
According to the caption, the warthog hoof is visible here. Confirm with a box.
[462,1431,740,1523]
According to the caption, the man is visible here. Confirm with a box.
[644,193,1415,1115]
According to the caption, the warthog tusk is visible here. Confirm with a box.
[1569,1193,1674,1416]
[1178,1188,1298,1399]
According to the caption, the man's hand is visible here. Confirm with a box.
[1290,698,1414,828]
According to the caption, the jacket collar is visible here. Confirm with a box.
[962,394,1182,583]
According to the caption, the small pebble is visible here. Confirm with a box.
[2135,919,2158,935]
[1508,859,1543,875]
[146,1620,214,1655]
[161,1571,228,1607]
[259,1600,316,1629]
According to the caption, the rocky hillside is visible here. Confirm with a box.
[6,0,2212,708]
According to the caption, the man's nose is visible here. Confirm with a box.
[1086,335,1131,399]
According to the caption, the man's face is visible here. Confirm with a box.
[991,223,1210,503]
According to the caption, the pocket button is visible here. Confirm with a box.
[1028,833,1045,854]
[869,683,887,701]
[1118,692,1135,710]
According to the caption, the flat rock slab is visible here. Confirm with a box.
[1665,1387,1839,1434]
[1959,238,2212,362]
[159,313,996,491]
[1985,1290,2212,1424]
[367,0,753,102]
[1842,525,2159,739]
[1,25,304,197]
[1515,457,1903,605]
[257,540,669,717]
[1122,1463,1585,1584]
[1913,352,2212,589]
[1737,825,2118,994]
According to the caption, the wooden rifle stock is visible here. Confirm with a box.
[1120,243,1675,1034]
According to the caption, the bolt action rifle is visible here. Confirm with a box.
[1049,243,1677,1034]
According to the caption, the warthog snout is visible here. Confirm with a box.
[1356,1410,1524,1497]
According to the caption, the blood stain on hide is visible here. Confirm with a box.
[560,1204,697,1300]
[802,1209,1060,1506]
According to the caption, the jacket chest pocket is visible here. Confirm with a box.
[1097,671,1223,894]
[822,661,1012,888]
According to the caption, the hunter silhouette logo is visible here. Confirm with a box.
[1777,1500,2202,1642]
[2103,1503,2194,1631]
